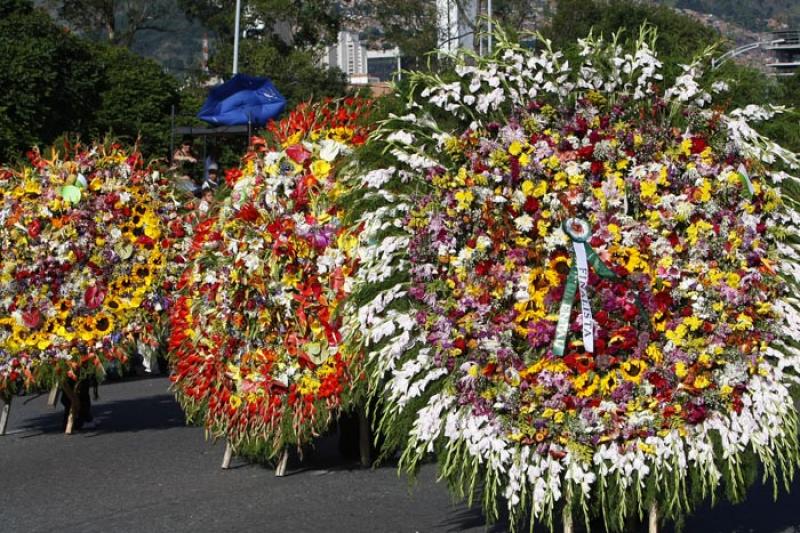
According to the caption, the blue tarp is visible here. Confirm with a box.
[197,74,286,127]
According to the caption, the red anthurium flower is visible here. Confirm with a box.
[22,308,42,329]
[84,285,105,309]
[286,144,311,164]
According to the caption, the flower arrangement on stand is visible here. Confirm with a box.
[344,28,800,530]
[0,143,168,431]
[169,98,372,463]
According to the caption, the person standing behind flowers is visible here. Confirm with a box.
[171,137,200,195]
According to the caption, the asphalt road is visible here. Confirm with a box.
[1,377,799,533]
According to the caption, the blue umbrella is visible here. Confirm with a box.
[197,74,287,127]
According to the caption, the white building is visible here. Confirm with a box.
[322,31,369,77]
[437,0,478,53]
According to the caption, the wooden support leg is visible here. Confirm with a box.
[221,440,233,469]
[358,409,371,467]
[649,502,658,533]
[47,384,59,408]
[563,508,573,533]
[563,487,573,533]
[275,447,289,477]
[0,396,11,436]
[61,382,80,435]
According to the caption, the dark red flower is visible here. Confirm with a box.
[690,136,708,155]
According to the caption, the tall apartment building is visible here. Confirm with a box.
[436,0,478,53]
[321,31,368,79]
[766,30,800,75]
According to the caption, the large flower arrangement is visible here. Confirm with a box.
[169,99,371,458]
[0,144,167,395]
[345,30,800,529]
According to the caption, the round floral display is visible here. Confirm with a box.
[346,31,800,528]
[169,99,370,457]
[0,144,167,394]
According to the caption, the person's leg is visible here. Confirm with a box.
[78,380,92,424]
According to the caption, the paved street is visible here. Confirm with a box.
[1,377,799,533]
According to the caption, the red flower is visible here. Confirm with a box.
[27,219,42,239]
[690,136,708,155]
[286,144,311,164]
[564,352,595,374]
[577,144,595,160]
[22,308,42,329]
[236,203,260,223]
[84,285,106,309]
[225,168,243,186]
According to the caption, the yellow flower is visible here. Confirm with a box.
[619,359,647,384]
[639,180,658,200]
[734,313,753,331]
[311,159,332,179]
[683,315,703,331]
[646,343,662,363]
[454,189,474,211]
[229,394,242,409]
[508,140,523,156]
[693,375,711,389]
[574,373,599,398]
[600,371,619,395]
[675,361,688,378]
[93,313,114,335]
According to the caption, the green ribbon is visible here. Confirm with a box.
[552,218,615,357]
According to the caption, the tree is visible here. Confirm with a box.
[544,0,720,81]
[43,0,178,47]
[179,0,340,51]
[91,45,179,156]
[0,0,103,161]
[365,0,540,67]
[179,0,346,106]
[0,0,180,162]
[210,40,347,108]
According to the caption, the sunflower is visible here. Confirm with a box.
[131,264,152,283]
[600,371,620,395]
[77,316,97,342]
[104,296,124,313]
[93,313,114,335]
[620,359,648,384]
[110,274,133,294]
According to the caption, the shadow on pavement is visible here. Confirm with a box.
[15,393,186,436]
[671,475,800,533]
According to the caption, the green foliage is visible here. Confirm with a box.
[544,0,720,81]
[0,0,103,162]
[92,44,179,156]
[48,0,176,46]
[179,0,339,49]
[0,0,179,162]
[210,41,348,108]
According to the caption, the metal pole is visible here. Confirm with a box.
[233,0,242,75]
[487,0,492,54]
